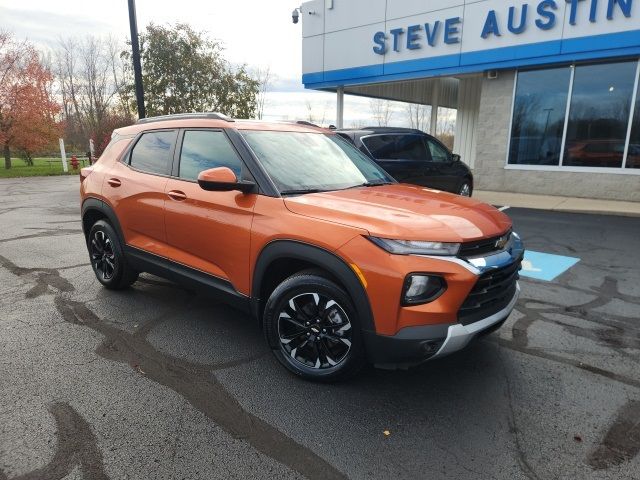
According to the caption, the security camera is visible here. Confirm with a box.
[292,8,300,24]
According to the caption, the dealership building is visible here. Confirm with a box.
[300,0,640,201]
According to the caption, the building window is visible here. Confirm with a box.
[508,67,571,166]
[628,78,640,170]
[507,59,640,172]
[563,61,637,168]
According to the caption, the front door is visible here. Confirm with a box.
[163,129,256,295]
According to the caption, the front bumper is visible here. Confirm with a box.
[362,233,524,368]
[363,282,520,368]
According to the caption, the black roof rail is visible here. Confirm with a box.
[278,120,321,128]
[136,112,234,125]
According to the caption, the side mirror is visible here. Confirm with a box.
[451,154,461,163]
[197,167,255,193]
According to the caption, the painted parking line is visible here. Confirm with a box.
[520,250,580,282]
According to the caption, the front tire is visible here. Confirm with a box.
[88,220,138,289]
[458,180,472,197]
[263,272,365,382]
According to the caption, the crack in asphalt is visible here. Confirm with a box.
[587,400,640,470]
[0,403,109,480]
[0,229,83,244]
[0,247,346,480]
[54,296,345,480]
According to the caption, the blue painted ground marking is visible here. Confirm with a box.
[519,251,580,282]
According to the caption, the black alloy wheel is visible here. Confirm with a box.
[90,230,116,281]
[87,220,138,289]
[277,292,353,370]
[263,271,365,381]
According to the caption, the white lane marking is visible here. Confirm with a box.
[498,206,511,212]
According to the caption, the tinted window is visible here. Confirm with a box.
[129,130,177,175]
[179,130,242,181]
[241,131,394,192]
[426,139,450,163]
[363,135,429,161]
[563,61,637,168]
[508,67,571,166]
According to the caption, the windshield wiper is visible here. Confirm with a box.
[280,188,326,196]
[349,181,394,189]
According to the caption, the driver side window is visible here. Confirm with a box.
[426,139,450,163]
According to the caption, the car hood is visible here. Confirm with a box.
[284,184,511,242]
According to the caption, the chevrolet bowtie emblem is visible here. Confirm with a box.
[495,235,510,249]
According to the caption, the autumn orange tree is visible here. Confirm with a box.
[0,32,61,168]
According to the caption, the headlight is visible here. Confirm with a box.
[367,236,461,256]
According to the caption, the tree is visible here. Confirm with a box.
[406,103,430,131]
[55,36,131,156]
[255,66,272,120]
[370,98,393,127]
[1,32,61,168]
[125,23,260,118]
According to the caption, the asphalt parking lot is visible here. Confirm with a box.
[0,176,639,480]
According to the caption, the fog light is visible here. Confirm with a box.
[402,274,446,305]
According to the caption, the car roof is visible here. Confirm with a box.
[113,113,329,136]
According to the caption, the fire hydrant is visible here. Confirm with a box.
[70,155,79,170]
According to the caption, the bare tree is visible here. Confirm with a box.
[55,36,132,153]
[406,103,430,131]
[255,66,272,120]
[370,98,393,127]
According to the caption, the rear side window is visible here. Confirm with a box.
[363,134,430,161]
[179,130,242,181]
[129,130,177,175]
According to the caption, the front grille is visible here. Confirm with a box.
[459,230,511,258]
[458,260,521,325]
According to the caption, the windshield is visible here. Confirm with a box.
[240,131,395,193]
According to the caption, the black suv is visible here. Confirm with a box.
[336,127,473,196]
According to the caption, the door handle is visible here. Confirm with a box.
[167,190,187,201]
[107,178,121,187]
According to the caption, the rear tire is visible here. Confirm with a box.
[263,271,366,382]
[88,220,138,290]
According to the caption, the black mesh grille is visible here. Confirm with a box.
[459,231,511,258]
[458,260,521,325]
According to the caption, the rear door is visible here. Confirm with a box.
[163,129,256,294]
[105,129,177,257]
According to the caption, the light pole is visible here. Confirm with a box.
[128,0,146,119]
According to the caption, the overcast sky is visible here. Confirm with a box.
[0,0,436,128]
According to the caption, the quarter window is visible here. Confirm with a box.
[179,130,243,181]
[129,130,177,175]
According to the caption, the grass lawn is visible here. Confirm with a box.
[0,157,88,178]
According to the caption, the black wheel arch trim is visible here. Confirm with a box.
[81,197,126,242]
[251,240,375,333]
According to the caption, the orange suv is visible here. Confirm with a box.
[80,113,523,381]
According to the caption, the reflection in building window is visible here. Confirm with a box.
[508,67,571,166]
[563,61,637,168]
